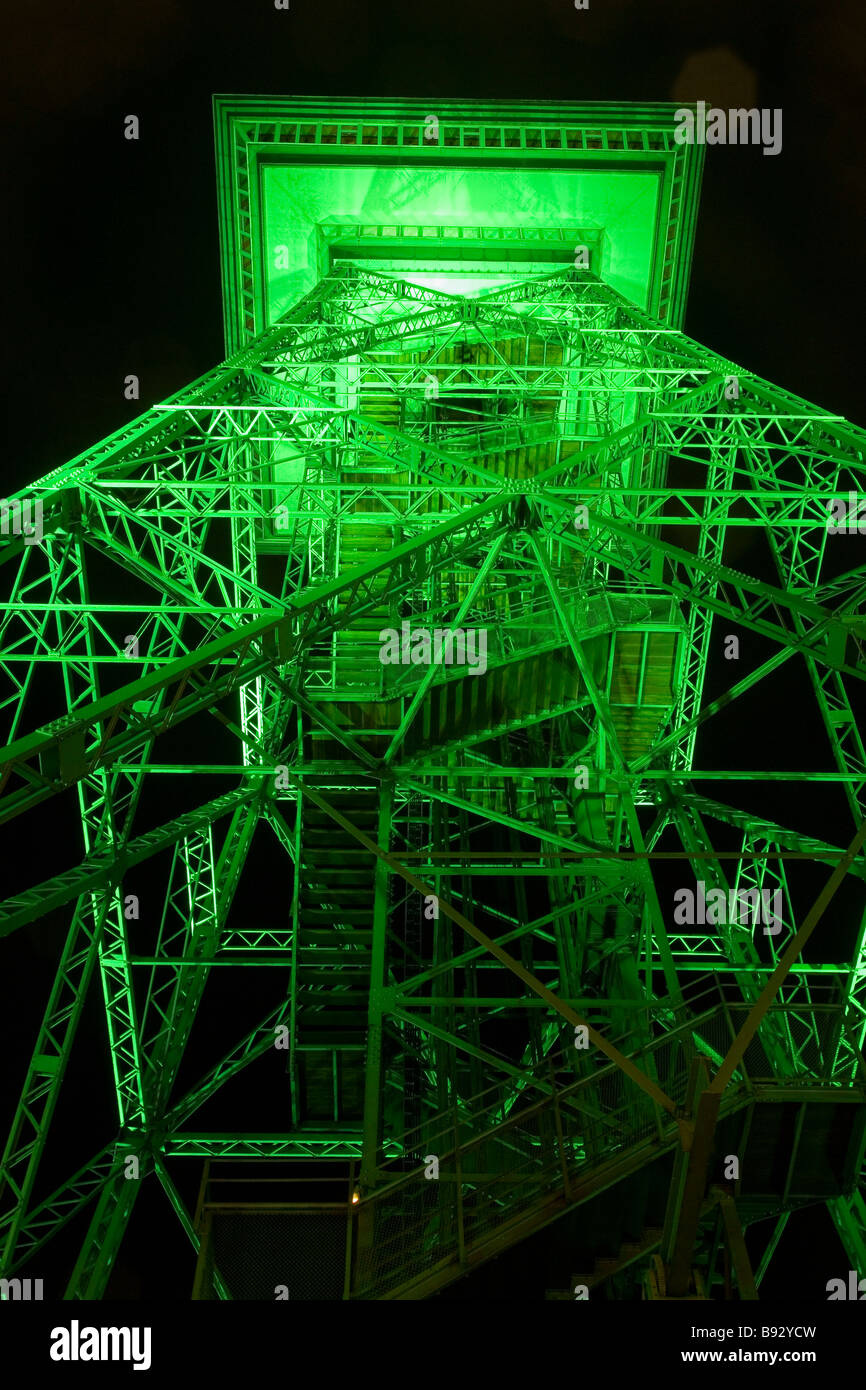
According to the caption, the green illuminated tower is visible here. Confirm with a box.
[1,98,865,1301]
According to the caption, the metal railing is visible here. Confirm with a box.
[348,987,863,1298]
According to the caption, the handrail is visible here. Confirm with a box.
[349,997,857,1299]
[358,993,851,1208]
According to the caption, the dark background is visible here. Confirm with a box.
[2,0,865,1303]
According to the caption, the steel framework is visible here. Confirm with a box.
[1,98,865,1301]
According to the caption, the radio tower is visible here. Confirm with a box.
[1,99,864,1302]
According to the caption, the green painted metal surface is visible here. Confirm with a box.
[1,97,864,1301]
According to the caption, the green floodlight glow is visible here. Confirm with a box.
[1,97,865,1304]
[386,272,504,297]
[213,98,707,349]
[261,163,660,326]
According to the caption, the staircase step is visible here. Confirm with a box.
[297,949,373,965]
[300,883,373,899]
[295,1015,369,1031]
[298,930,374,946]
[301,879,373,895]
[298,987,370,999]
[301,906,373,922]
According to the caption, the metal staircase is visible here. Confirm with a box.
[349,995,703,1299]
[544,1225,665,1299]
[347,990,866,1300]
[293,776,379,1121]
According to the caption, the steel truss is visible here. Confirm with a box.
[1,261,865,1299]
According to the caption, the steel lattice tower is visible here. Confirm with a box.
[2,98,865,1302]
